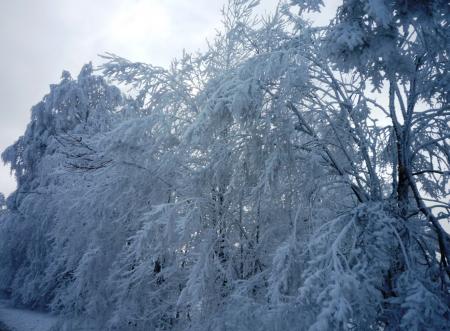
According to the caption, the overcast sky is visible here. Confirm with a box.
[0,0,339,196]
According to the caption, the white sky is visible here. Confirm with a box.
[0,0,339,196]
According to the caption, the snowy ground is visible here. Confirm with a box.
[0,300,56,331]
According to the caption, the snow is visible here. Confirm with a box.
[0,1,449,330]
[0,300,56,331]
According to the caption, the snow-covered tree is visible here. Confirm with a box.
[0,64,124,308]
[0,1,448,330]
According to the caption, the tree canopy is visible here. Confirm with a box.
[1,1,449,330]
